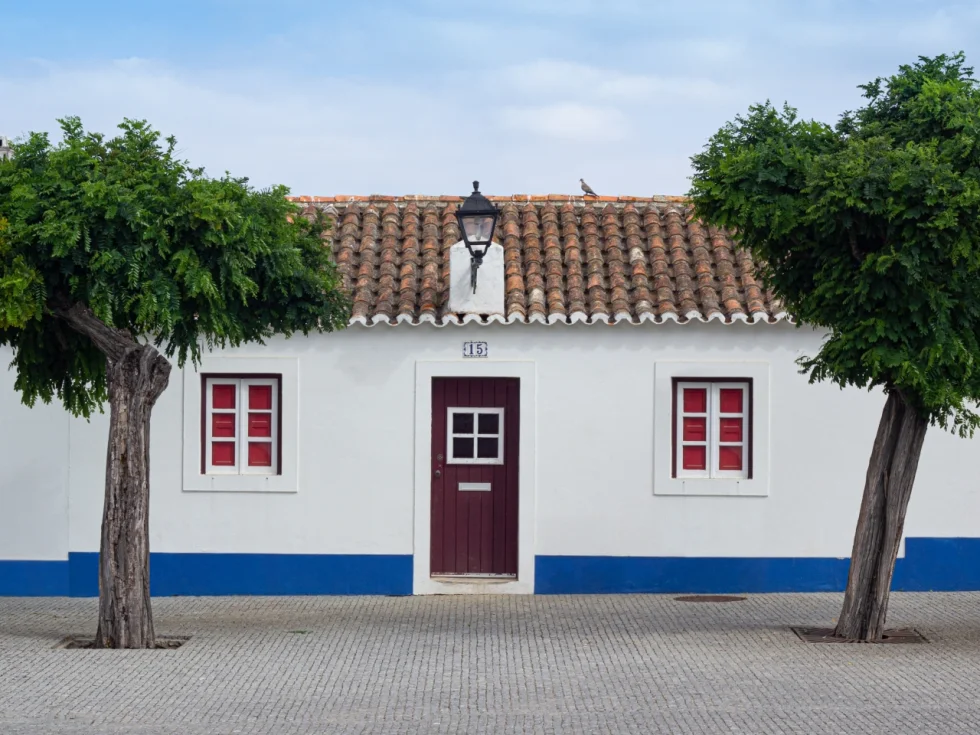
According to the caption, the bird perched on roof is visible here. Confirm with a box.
[580,179,598,197]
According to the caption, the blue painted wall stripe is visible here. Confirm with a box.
[3,538,980,596]
[534,556,851,594]
[0,560,68,596]
[2,553,412,597]
[67,552,413,597]
[534,537,980,594]
[892,537,980,592]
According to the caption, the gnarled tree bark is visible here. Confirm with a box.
[835,389,928,641]
[56,303,171,648]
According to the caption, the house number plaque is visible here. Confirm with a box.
[462,341,488,358]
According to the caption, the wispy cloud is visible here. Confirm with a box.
[2,0,979,197]
[500,60,736,103]
[499,103,629,142]
[0,59,458,193]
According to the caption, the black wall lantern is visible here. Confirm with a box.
[456,181,500,293]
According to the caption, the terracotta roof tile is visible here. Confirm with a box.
[292,196,786,326]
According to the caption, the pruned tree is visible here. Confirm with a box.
[0,118,350,648]
[689,53,980,641]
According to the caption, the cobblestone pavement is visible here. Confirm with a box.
[3,593,980,734]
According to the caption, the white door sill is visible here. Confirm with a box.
[430,574,516,584]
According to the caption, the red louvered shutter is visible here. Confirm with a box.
[246,382,274,468]
[209,381,238,469]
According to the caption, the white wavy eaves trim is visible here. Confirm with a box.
[349,311,794,328]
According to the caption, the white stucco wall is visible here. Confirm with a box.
[2,322,979,564]
[0,365,69,561]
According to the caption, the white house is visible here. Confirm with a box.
[1,194,978,597]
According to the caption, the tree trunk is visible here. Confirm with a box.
[55,304,171,648]
[834,390,928,641]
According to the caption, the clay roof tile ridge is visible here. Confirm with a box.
[315,195,773,326]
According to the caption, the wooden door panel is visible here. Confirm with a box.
[431,378,519,576]
[504,378,520,573]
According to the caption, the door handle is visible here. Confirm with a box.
[434,469,442,478]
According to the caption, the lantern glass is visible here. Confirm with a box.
[461,214,495,245]
[456,181,499,254]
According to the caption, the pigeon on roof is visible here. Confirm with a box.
[580,179,598,197]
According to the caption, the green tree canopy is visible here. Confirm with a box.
[0,117,349,416]
[690,53,980,436]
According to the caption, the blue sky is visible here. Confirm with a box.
[2,0,979,196]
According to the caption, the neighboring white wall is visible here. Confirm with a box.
[0,359,69,560]
[67,336,420,557]
[4,323,980,563]
[528,324,872,558]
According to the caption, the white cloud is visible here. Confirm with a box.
[498,103,629,142]
[781,8,960,49]
[1,59,671,194]
[0,59,464,194]
[3,0,979,201]
[500,60,734,104]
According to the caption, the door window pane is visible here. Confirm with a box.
[477,413,499,435]
[453,437,474,459]
[452,412,474,434]
[477,437,499,459]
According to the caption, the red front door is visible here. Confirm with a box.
[430,378,519,576]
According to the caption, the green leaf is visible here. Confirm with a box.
[0,118,351,416]
[690,53,980,434]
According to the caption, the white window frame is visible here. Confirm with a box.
[204,377,280,476]
[654,361,770,497]
[183,357,298,494]
[675,381,749,480]
[446,407,505,465]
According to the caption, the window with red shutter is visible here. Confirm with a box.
[675,380,750,479]
[203,376,281,476]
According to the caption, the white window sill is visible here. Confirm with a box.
[183,475,297,493]
[654,478,768,497]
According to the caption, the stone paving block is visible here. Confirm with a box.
[2,593,980,734]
